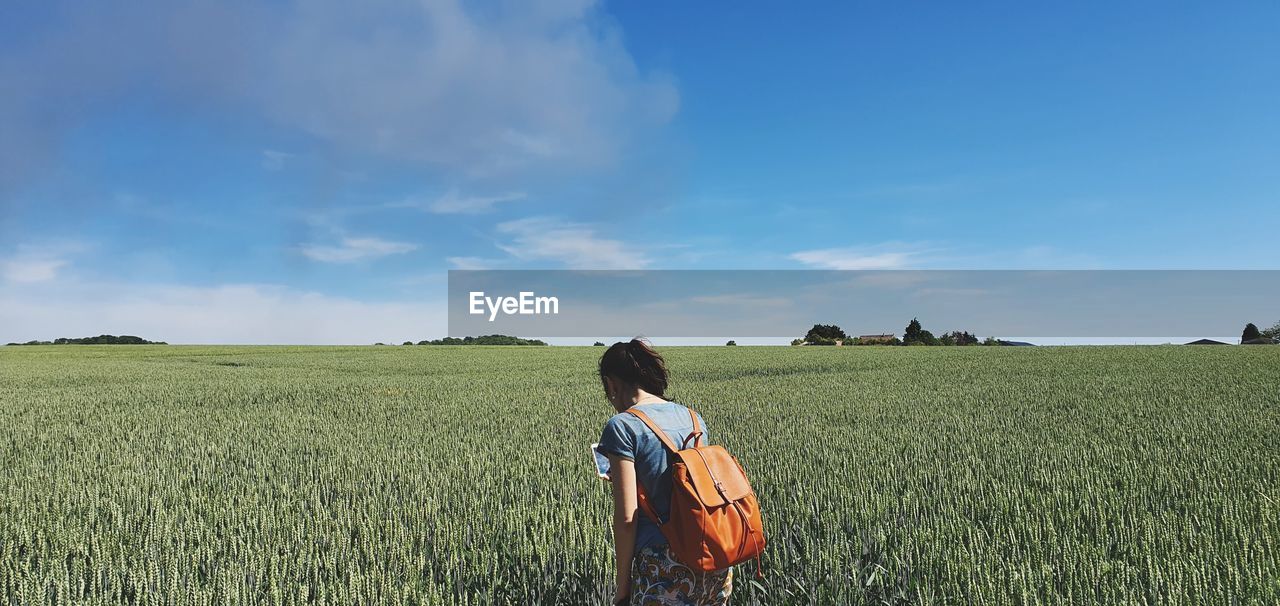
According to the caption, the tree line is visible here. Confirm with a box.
[791,319,990,346]
[393,335,548,346]
[793,319,1280,346]
[1240,322,1280,345]
[5,335,166,346]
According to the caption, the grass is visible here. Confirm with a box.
[1,345,1277,604]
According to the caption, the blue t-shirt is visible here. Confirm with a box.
[597,402,709,555]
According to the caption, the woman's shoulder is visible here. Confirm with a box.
[603,410,633,427]
[638,401,704,426]
[603,402,682,429]
[641,400,688,411]
[602,409,643,433]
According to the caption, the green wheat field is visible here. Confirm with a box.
[2,345,1278,605]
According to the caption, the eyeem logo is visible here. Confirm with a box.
[469,291,559,322]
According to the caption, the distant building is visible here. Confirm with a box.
[997,340,1036,347]
[1185,338,1228,345]
[1242,338,1276,345]
[858,334,895,344]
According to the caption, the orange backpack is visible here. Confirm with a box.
[628,406,766,573]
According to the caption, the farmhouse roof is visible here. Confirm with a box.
[1185,338,1228,345]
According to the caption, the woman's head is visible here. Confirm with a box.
[598,338,669,410]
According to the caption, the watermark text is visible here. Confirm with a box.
[469,291,559,322]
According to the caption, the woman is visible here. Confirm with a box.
[596,339,733,606]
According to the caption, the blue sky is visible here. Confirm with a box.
[1,1,1277,343]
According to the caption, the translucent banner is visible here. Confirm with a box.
[447,270,1279,339]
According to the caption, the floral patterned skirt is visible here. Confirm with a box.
[630,544,733,606]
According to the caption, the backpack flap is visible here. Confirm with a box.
[677,445,752,508]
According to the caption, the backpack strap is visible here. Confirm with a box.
[626,408,680,453]
[635,483,664,526]
[625,408,672,526]
[684,407,704,449]
[627,406,696,528]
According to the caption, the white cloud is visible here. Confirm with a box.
[261,149,294,171]
[789,246,923,270]
[0,0,678,193]
[394,190,527,215]
[494,217,648,269]
[1,258,67,283]
[299,237,417,263]
[0,281,445,345]
[431,191,525,214]
[446,256,499,270]
[1,241,87,283]
[688,294,791,308]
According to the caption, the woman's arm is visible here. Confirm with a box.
[608,455,638,605]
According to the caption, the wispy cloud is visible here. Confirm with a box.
[689,293,791,308]
[789,244,928,270]
[446,256,501,270]
[1,258,67,283]
[842,182,965,200]
[261,149,294,171]
[0,0,678,194]
[495,217,649,269]
[1,240,87,283]
[393,190,527,215]
[299,237,417,263]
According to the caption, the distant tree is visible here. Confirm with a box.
[941,330,979,346]
[726,340,737,346]
[14,335,164,345]
[852,336,901,346]
[417,334,547,346]
[981,336,1001,346]
[374,342,386,346]
[902,318,938,346]
[803,324,847,345]
[1261,322,1280,343]
[904,318,922,341]
[593,341,606,346]
[468,334,548,345]
[402,341,414,346]
[790,338,805,346]
[1242,323,1262,343]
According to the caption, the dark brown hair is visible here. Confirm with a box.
[598,338,670,399]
